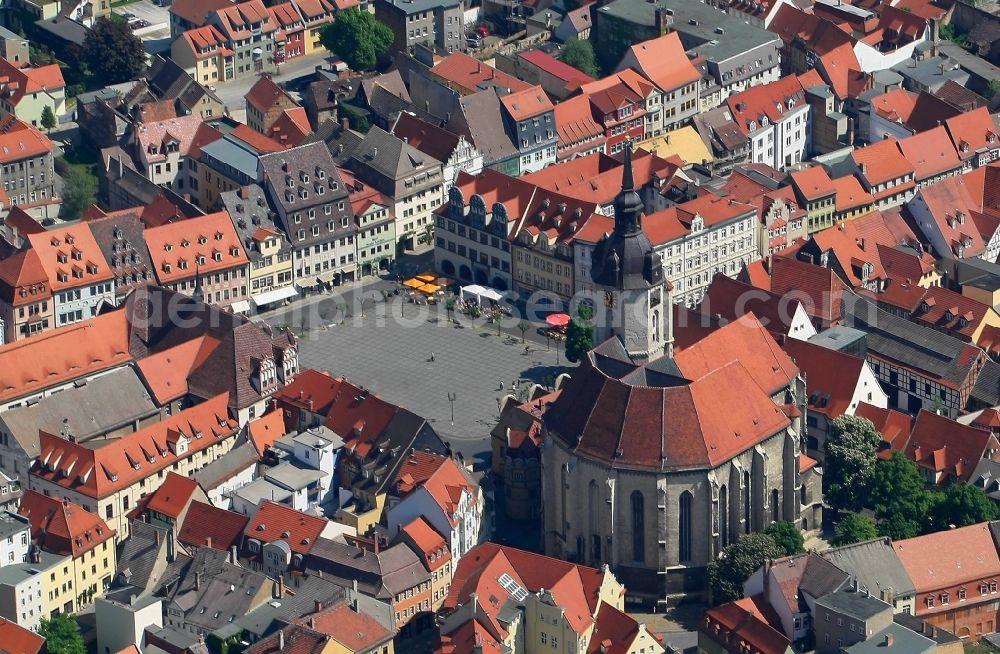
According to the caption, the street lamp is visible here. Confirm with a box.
[448,392,457,426]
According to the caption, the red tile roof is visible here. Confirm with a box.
[586,603,642,654]
[299,603,392,651]
[816,42,866,101]
[790,165,836,202]
[245,76,295,115]
[170,0,233,27]
[944,106,1000,161]
[400,516,450,572]
[702,596,791,654]
[180,25,231,59]
[904,410,998,483]
[245,625,328,654]
[27,223,113,291]
[518,50,594,89]
[727,76,806,136]
[244,502,326,555]
[620,32,700,92]
[0,249,50,307]
[831,174,874,213]
[783,339,866,418]
[144,210,249,284]
[145,471,201,519]
[135,335,219,404]
[32,393,236,499]
[0,309,131,403]
[211,0,278,41]
[898,126,962,182]
[267,108,311,148]
[248,409,287,456]
[893,522,1000,594]
[499,85,553,122]
[19,489,115,557]
[230,124,286,154]
[0,618,45,654]
[0,59,64,108]
[430,53,530,95]
[444,543,607,638]
[134,115,206,163]
[851,137,914,187]
[914,174,986,258]
[699,274,807,337]
[768,256,847,326]
[178,500,250,550]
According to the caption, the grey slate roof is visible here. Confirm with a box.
[844,623,934,654]
[236,575,345,639]
[350,126,441,180]
[115,521,170,593]
[446,89,519,165]
[820,538,917,599]
[262,461,325,491]
[0,511,28,541]
[199,137,262,184]
[87,211,154,296]
[259,142,356,249]
[193,441,259,491]
[376,0,461,16]
[304,537,429,600]
[230,476,293,506]
[360,70,411,106]
[972,360,1000,408]
[598,0,780,62]
[303,120,365,165]
[842,293,982,388]
[217,185,291,262]
[0,367,159,459]
[815,584,893,621]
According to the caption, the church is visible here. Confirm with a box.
[540,145,809,603]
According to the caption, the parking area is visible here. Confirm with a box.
[114,0,168,27]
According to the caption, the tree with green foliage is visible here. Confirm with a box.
[59,166,98,221]
[824,415,881,512]
[40,105,56,132]
[984,79,1000,100]
[559,39,599,78]
[38,613,86,654]
[931,483,999,531]
[565,303,594,363]
[319,9,393,72]
[84,17,147,85]
[764,521,805,556]
[708,533,783,604]
[518,319,531,343]
[831,514,879,546]
[870,452,936,540]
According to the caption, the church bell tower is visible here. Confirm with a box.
[589,142,672,361]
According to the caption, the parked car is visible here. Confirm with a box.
[476,24,490,37]
[466,34,482,48]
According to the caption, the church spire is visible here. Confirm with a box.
[614,140,644,235]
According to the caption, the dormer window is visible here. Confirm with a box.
[181,239,190,247]
[197,255,206,265]
[164,243,173,251]
[230,246,239,256]
[213,252,223,262]
[198,236,207,245]
[72,250,82,261]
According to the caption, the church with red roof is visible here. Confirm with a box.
[542,148,810,601]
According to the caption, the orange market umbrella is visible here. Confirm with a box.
[403,278,424,289]
[419,283,441,294]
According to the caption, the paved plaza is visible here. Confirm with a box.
[288,296,572,466]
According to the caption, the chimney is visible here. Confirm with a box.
[308,617,315,629]
[231,544,238,565]
[340,117,350,130]
[352,579,358,594]
[167,528,176,563]
[278,630,285,651]
[314,599,323,613]
[276,575,285,598]
[155,530,163,546]
[884,633,894,647]
[205,536,212,550]
[195,571,202,590]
